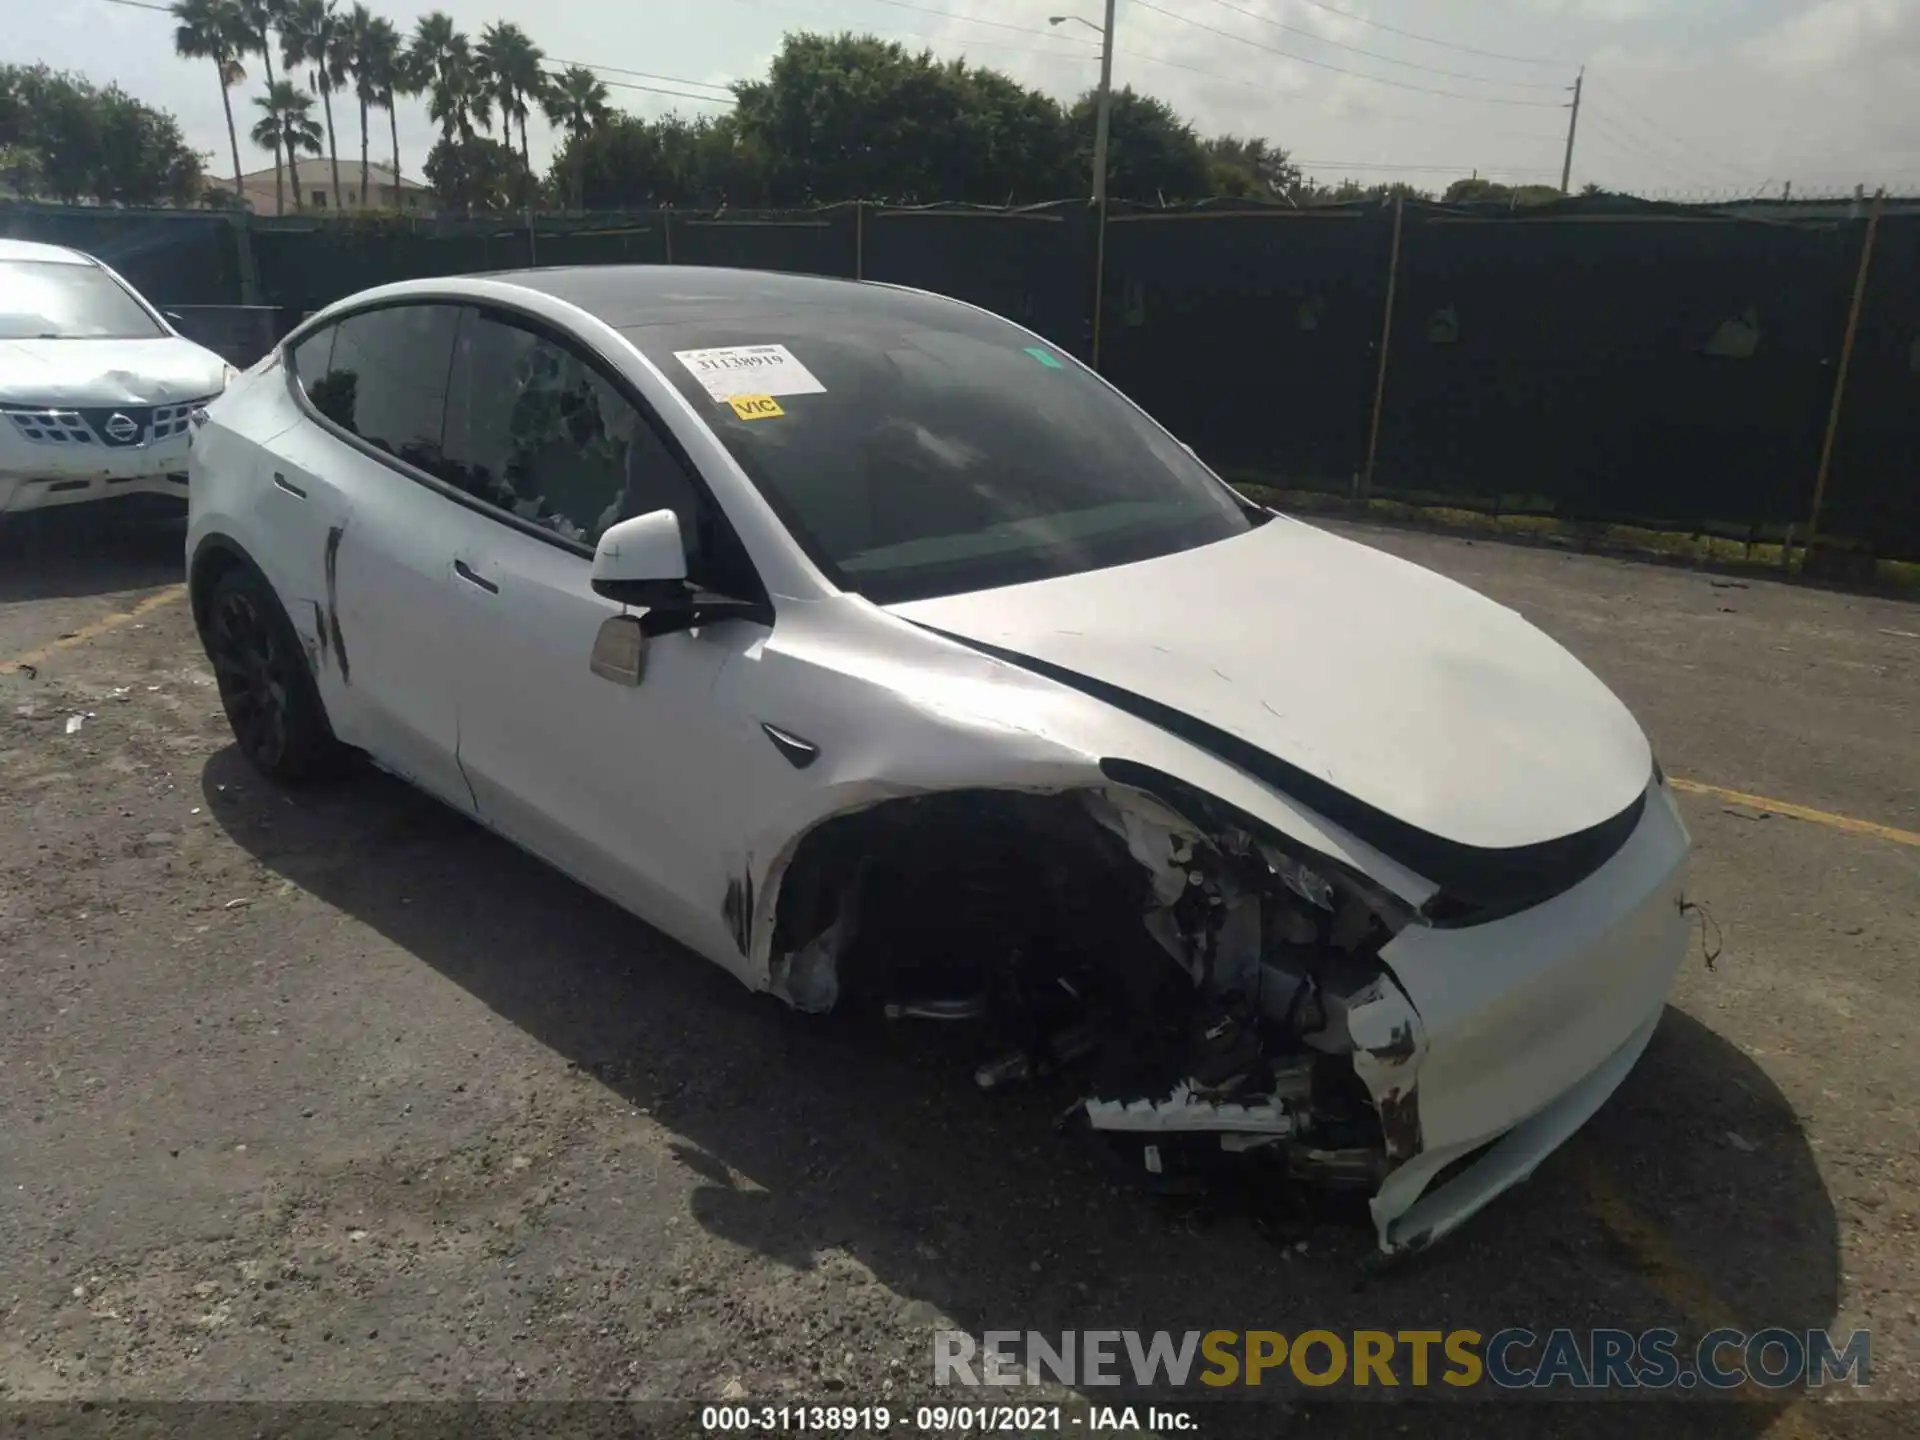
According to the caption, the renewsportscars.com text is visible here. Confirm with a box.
[934,1327,1871,1391]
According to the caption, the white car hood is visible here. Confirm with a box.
[0,336,228,407]
[887,516,1651,853]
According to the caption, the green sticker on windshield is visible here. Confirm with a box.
[1023,346,1064,369]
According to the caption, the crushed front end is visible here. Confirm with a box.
[764,763,1691,1256]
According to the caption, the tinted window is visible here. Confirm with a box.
[0,260,166,340]
[287,327,335,392]
[625,301,1252,604]
[298,305,457,475]
[442,308,707,554]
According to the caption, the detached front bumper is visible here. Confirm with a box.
[1368,779,1692,1254]
[0,404,199,515]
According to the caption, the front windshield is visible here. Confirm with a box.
[0,260,166,341]
[629,296,1253,604]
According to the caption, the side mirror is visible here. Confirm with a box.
[590,508,687,608]
[589,614,647,687]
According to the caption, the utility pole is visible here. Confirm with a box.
[1560,65,1584,195]
[1052,1,1119,364]
[1051,3,1118,207]
[1093,0,1117,210]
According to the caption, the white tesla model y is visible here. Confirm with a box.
[187,266,1692,1255]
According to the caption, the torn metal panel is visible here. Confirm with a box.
[322,524,350,685]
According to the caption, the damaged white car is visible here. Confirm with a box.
[187,266,1692,1256]
[0,239,234,516]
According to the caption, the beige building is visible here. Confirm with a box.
[236,161,434,217]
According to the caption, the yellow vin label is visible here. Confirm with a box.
[728,394,785,420]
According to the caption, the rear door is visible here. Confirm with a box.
[276,302,491,813]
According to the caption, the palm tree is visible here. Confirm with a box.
[542,65,609,211]
[233,0,289,211]
[251,80,322,211]
[376,20,418,192]
[172,0,248,204]
[409,11,489,145]
[340,2,377,207]
[281,0,344,209]
[476,21,546,192]
[347,10,403,205]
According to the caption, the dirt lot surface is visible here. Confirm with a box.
[1,506,1915,1438]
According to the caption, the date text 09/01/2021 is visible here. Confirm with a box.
[699,1404,1197,1432]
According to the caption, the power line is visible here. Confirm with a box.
[1578,115,1718,192]
[1293,160,1561,175]
[1581,111,1722,189]
[91,0,172,11]
[1194,0,1566,91]
[1126,0,1566,107]
[1582,80,1757,184]
[713,0,1100,61]
[549,59,736,95]
[855,0,1095,43]
[1267,0,1563,67]
[550,72,737,107]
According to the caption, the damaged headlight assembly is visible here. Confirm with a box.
[1068,783,1427,1198]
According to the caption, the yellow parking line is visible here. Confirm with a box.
[0,584,186,676]
[1669,777,1920,849]
[1574,1151,1819,1433]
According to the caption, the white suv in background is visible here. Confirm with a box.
[0,238,235,517]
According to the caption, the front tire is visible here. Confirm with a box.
[203,565,339,782]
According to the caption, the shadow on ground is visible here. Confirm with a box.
[204,749,1846,1437]
[0,500,186,603]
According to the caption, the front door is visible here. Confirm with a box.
[435,305,773,963]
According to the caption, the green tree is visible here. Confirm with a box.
[1442,175,1563,207]
[232,0,287,207]
[0,65,205,204]
[547,111,765,209]
[540,63,610,209]
[409,11,488,145]
[1204,134,1300,201]
[356,14,411,192]
[423,132,526,213]
[171,0,248,203]
[1303,178,1432,204]
[339,3,379,206]
[251,77,320,209]
[476,21,545,199]
[731,32,1071,204]
[1070,86,1209,203]
[280,0,344,208]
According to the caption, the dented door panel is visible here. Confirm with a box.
[452,526,765,963]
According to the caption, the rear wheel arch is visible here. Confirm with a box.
[188,532,264,634]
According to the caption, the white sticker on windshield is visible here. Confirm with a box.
[672,344,826,403]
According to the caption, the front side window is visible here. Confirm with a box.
[441,308,719,561]
[628,298,1252,604]
[0,260,166,341]
[294,304,458,476]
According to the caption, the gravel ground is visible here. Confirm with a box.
[0,505,1915,1439]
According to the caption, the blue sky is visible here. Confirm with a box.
[26,0,1920,197]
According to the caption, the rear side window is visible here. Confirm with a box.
[293,304,458,475]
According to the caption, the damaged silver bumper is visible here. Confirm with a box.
[1364,779,1691,1254]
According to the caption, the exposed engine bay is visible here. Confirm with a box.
[766,774,1428,1205]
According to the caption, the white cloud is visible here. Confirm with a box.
[1743,0,1920,73]
[26,0,1920,200]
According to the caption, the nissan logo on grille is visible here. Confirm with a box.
[103,413,141,443]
